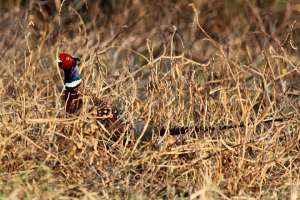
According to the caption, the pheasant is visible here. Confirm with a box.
[57,52,290,141]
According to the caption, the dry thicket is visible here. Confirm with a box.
[0,0,300,199]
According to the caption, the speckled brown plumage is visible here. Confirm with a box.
[64,84,121,130]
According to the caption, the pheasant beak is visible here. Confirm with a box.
[57,59,63,68]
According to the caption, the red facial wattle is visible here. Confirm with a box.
[58,52,74,70]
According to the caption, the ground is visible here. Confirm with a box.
[1,1,300,199]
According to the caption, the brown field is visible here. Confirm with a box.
[1,1,300,199]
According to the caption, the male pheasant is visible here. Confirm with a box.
[57,52,288,141]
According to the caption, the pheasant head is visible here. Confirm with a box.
[58,52,81,88]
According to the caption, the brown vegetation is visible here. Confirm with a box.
[1,0,300,199]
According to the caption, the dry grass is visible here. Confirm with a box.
[1,1,300,199]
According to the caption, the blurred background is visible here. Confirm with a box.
[1,0,300,60]
[1,1,300,199]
